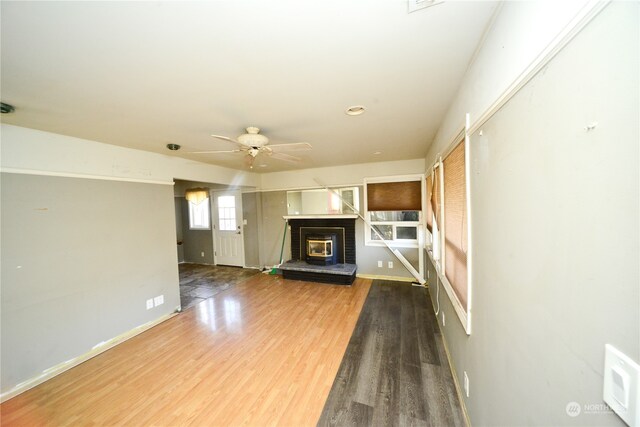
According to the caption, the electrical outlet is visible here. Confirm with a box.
[146,299,154,310]
[442,312,445,326]
[154,295,164,306]
[201,251,205,257]
[388,261,393,269]
[377,261,383,268]
[464,371,470,397]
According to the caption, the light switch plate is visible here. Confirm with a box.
[154,295,164,306]
[603,344,639,426]
[146,299,154,310]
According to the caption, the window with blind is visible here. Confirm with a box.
[443,141,468,308]
[364,177,423,247]
[428,115,471,334]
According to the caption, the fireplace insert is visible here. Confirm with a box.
[305,234,338,266]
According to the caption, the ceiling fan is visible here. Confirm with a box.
[190,127,312,169]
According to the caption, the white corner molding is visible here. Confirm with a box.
[0,167,175,186]
[468,0,611,136]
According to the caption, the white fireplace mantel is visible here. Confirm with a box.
[283,214,359,220]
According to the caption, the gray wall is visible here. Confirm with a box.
[242,192,261,268]
[1,173,180,394]
[427,3,639,426]
[180,197,214,264]
[259,191,291,267]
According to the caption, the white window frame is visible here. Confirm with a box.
[425,113,473,335]
[188,197,211,230]
[426,162,442,263]
[363,174,425,249]
[338,187,360,214]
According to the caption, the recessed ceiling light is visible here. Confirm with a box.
[346,105,366,116]
[166,143,181,151]
[373,151,382,155]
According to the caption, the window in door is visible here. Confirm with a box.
[217,195,237,231]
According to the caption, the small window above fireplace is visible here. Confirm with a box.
[287,187,360,216]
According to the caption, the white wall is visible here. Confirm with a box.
[426,2,639,426]
[1,124,260,188]
[259,158,425,191]
[428,0,594,163]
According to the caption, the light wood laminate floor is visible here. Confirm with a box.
[1,274,371,426]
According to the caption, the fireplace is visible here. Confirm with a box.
[281,215,357,285]
[290,219,356,265]
[306,234,338,265]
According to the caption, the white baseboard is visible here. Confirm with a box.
[0,312,178,403]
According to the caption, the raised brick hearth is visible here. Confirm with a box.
[280,215,357,285]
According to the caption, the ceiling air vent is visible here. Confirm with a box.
[408,0,443,14]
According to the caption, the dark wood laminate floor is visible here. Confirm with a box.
[318,280,466,427]
[178,263,259,310]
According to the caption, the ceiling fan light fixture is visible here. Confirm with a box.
[237,126,269,147]
[166,143,181,151]
[346,105,366,116]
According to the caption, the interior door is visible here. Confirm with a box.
[213,191,244,267]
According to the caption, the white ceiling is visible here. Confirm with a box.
[1,1,498,173]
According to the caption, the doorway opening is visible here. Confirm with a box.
[173,180,252,310]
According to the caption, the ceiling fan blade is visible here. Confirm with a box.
[210,134,241,144]
[269,152,301,163]
[188,149,243,154]
[268,142,313,152]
